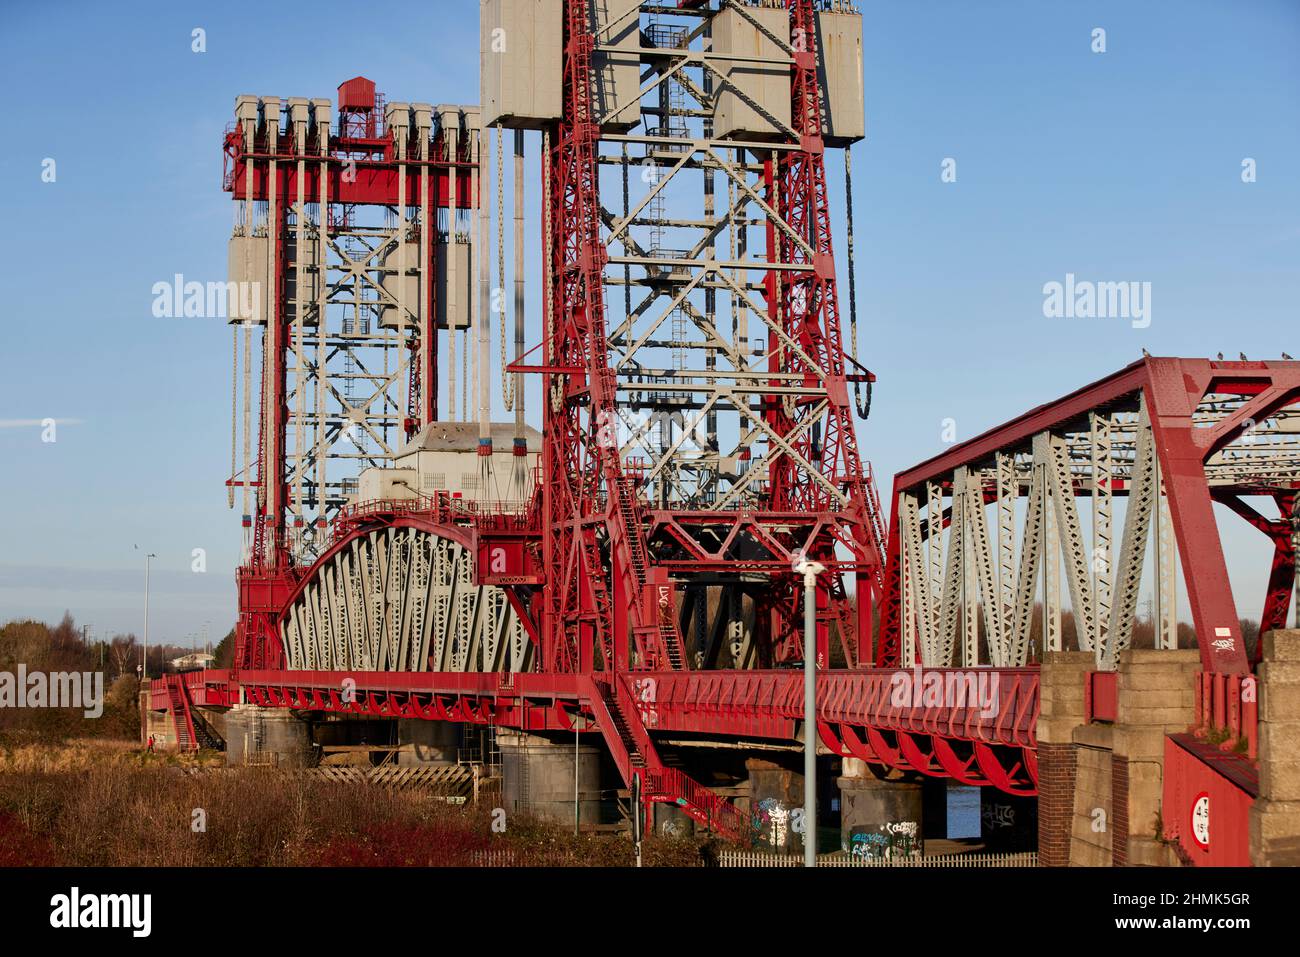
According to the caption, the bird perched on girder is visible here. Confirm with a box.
[1217,352,1224,360]
[1283,352,1294,360]
[1240,352,1249,361]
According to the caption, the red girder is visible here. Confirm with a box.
[172,665,1042,796]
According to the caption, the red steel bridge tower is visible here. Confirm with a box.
[481,0,885,799]
[222,79,480,671]
[158,4,1294,857]
[522,0,881,679]
[205,2,885,831]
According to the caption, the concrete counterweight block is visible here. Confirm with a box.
[838,759,923,860]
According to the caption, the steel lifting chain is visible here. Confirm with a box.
[497,123,515,411]
[543,129,563,414]
[845,148,870,420]
[229,324,237,508]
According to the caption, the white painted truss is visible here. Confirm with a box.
[897,394,1186,670]
[281,526,531,673]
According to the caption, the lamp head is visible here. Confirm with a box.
[794,557,826,579]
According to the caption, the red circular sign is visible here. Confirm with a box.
[1190,791,1210,850]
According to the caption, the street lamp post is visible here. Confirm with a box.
[137,549,156,682]
[573,714,588,835]
[795,556,825,868]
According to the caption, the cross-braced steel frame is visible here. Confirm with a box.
[879,357,1300,675]
[223,86,478,669]
[539,0,882,687]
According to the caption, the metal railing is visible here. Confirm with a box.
[717,849,1038,868]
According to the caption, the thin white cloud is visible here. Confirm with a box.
[0,418,83,428]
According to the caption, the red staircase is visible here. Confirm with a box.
[643,767,753,841]
[164,673,199,752]
[587,676,751,843]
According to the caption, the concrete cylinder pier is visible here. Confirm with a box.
[653,801,696,839]
[397,719,460,765]
[224,704,313,768]
[499,731,603,826]
[838,758,924,859]
[746,757,806,854]
[144,707,177,751]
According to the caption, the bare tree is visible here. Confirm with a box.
[109,634,138,679]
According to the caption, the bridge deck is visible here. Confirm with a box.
[153,666,1041,795]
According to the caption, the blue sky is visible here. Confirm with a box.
[0,0,1296,645]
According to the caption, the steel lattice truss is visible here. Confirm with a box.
[223,89,483,672]
[879,357,1300,674]
[281,524,530,673]
[541,0,882,681]
[280,210,421,558]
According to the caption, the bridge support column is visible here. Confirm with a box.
[1041,649,1201,866]
[653,802,696,839]
[498,731,603,828]
[397,720,460,765]
[837,758,923,860]
[1037,651,1092,866]
[224,704,313,767]
[1251,630,1300,865]
[1113,648,1200,866]
[980,789,1037,851]
[746,756,807,855]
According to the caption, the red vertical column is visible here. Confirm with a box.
[1145,361,1248,673]
[265,162,290,569]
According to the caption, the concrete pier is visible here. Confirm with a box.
[224,704,313,767]
[498,730,603,827]
[745,756,805,854]
[837,758,923,859]
[980,789,1037,851]
[396,719,460,765]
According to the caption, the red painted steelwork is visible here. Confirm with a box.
[1194,671,1259,760]
[880,357,1300,673]
[174,664,1041,798]
[225,77,475,671]
[1085,671,1118,724]
[1163,734,1256,866]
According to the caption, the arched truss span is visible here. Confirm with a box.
[280,522,531,673]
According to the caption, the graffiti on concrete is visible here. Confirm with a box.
[756,797,791,849]
[982,803,1015,830]
[846,819,921,860]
